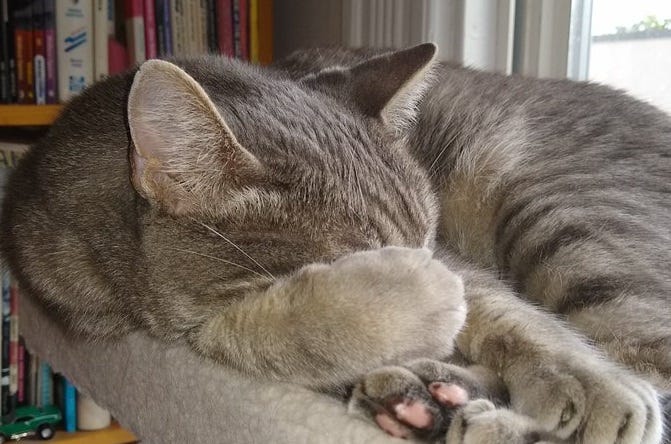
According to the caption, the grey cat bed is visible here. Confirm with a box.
[19,293,400,444]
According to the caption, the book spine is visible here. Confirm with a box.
[32,0,46,104]
[28,354,38,406]
[1,0,9,102]
[56,0,94,102]
[1,269,10,418]
[206,0,217,53]
[63,378,77,432]
[249,0,257,63]
[43,0,56,103]
[143,0,157,59]
[232,0,239,58]
[39,362,51,407]
[125,0,146,65]
[171,0,184,56]
[94,0,109,81]
[257,0,271,64]
[8,278,19,416]
[199,0,207,53]
[238,0,247,60]
[162,0,173,56]
[17,340,26,406]
[6,0,16,102]
[14,1,34,103]
[183,0,193,54]
[217,0,232,57]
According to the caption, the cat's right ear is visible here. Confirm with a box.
[127,59,262,216]
[302,43,437,133]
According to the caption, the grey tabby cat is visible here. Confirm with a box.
[0,43,668,443]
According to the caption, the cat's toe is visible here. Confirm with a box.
[428,382,470,407]
[349,366,458,440]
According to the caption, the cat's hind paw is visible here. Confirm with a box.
[348,359,505,441]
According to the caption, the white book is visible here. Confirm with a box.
[56,0,94,102]
[93,0,108,81]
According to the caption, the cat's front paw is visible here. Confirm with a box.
[503,354,662,444]
[320,247,467,365]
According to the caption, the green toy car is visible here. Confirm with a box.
[0,405,62,442]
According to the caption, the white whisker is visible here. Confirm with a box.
[198,221,276,280]
[168,247,271,281]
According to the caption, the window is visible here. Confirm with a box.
[569,0,671,113]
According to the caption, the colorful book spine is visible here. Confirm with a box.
[56,0,94,102]
[155,0,169,57]
[143,0,156,59]
[125,0,146,65]
[0,0,10,102]
[238,0,248,60]
[17,339,25,405]
[1,269,10,418]
[257,0,272,64]
[32,0,46,104]
[13,1,34,103]
[94,0,109,81]
[28,354,37,406]
[8,278,19,416]
[38,361,52,407]
[170,0,184,56]
[206,0,217,53]
[43,0,56,103]
[63,377,77,432]
[249,0,258,63]
[217,0,232,57]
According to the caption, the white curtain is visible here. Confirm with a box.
[341,0,575,78]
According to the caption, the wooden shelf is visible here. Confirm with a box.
[19,422,137,444]
[0,105,63,126]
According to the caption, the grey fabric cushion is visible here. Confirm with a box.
[19,293,400,444]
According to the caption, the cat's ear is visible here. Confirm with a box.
[127,59,262,216]
[305,43,437,131]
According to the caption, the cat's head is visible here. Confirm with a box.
[127,44,439,292]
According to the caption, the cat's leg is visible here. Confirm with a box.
[348,358,509,441]
[187,247,468,389]
[451,259,663,444]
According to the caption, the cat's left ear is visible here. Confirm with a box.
[304,43,437,131]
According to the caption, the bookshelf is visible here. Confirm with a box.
[20,422,137,444]
[0,105,62,127]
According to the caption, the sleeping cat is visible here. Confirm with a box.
[1,43,668,443]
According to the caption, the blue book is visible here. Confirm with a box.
[62,377,76,432]
[39,362,52,407]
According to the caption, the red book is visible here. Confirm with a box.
[217,0,233,57]
[143,0,157,59]
[17,340,25,404]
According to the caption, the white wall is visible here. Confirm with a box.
[589,37,671,114]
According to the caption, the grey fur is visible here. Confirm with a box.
[0,43,669,443]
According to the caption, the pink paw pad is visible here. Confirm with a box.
[375,412,410,438]
[392,399,434,429]
[428,382,469,407]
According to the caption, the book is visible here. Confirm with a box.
[56,0,94,102]
[124,0,146,65]
[143,0,157,59]
[249,0,257,63]
[38,361,52,407]
[94,0,109,81]
[62,377,76,432]
[13,1,34,103]
[43,0,57,103]
[257,0,272,64]
[205,0,217,53]
[1,0,10,102]
[17,338,25,406]
[27,353,37,406]
[170,0,184,56]
[1,268,10,418]
[8,278,19,415]
[216,0,232,57]
[32,0,47,104]
[155,0,172,57]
